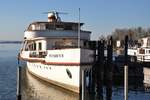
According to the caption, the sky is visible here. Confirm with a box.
[0,0,150,40]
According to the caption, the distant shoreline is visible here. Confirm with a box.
[0,41,22,44]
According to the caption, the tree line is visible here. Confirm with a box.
[99,27,150,48]
[111,27,150,41]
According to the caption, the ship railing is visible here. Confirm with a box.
[29,51,47,58]
[51,45,92,49]
[137,54,150,62]
[52,45,78,49]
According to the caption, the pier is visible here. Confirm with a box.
[79,35,150,100]
[79,37,114,100]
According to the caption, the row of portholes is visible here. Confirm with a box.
[29,63,51,70]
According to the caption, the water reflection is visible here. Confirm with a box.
[21,67,79,100]
[19,66,150,100]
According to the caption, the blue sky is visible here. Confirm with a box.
[0,0,150,40]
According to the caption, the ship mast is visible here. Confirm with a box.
[78,8,81,48]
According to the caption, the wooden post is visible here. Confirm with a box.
[124,65,128,100]
[89,41,97,94]
[17,66,21,100]
[106,37,113,100]
[81,70,85,100]
[97,40,104,99]
[124,35,128,100]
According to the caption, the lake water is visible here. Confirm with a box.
[0,44,150,100]
[0,44,19,100]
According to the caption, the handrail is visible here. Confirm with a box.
[29,51,47,58]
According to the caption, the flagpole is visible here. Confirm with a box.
[78,8,80,48]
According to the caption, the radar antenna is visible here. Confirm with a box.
[43,11,68,22]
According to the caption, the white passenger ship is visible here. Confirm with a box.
[19,12,94,93]
[128,37,150,62]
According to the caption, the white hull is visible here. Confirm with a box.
[20,48,94,93]
[27,62,80,93]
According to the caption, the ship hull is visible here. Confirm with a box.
[20,48,94,93]
[27,62,80,93]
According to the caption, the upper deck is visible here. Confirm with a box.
[24,12,91,40]
[27,21,84,31]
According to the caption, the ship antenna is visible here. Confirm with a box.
[55,12,61,22]
[43,11,68,22]
[55,11,68,22]
[78,8,81,48]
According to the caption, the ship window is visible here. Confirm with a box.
[66,68,72,79]
[40,24,46,30]
[83,41,88,48]
[25,46,28,51]
[39,42,42,50]
[32,43,34,50]
[56,25,63,28]
[141,40,144,47]
[147,38,150,47]
[139,48,145,54]
[46,24,55,30]
[33,43,36,50]
[146,50,149,53]
[64,25,72,30]
[29,44,33,51]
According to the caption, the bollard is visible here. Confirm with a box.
[17,66,21,100]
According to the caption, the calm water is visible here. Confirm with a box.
[0,44,150,100]
[0,44,20,100]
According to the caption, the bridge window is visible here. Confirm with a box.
[33,43,36,50]
[64,25,72,30]
[39,42,42,50]
[147,38,150,47]
[31,24,46,30]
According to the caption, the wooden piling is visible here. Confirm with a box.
[17,66,21,100]
[106,37,113,100]
[81,70,85,100]
[124,65,128,100]
[96,40,105,99]
[89,41,97,94]
[124,35,128,100]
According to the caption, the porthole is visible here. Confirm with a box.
[66,68,72,79]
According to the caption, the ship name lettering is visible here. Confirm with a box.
[49,54,64,58]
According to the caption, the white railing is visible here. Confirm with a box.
[137,55,150,62]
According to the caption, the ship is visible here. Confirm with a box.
[128,37,150,62]
[19,11,94,93]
